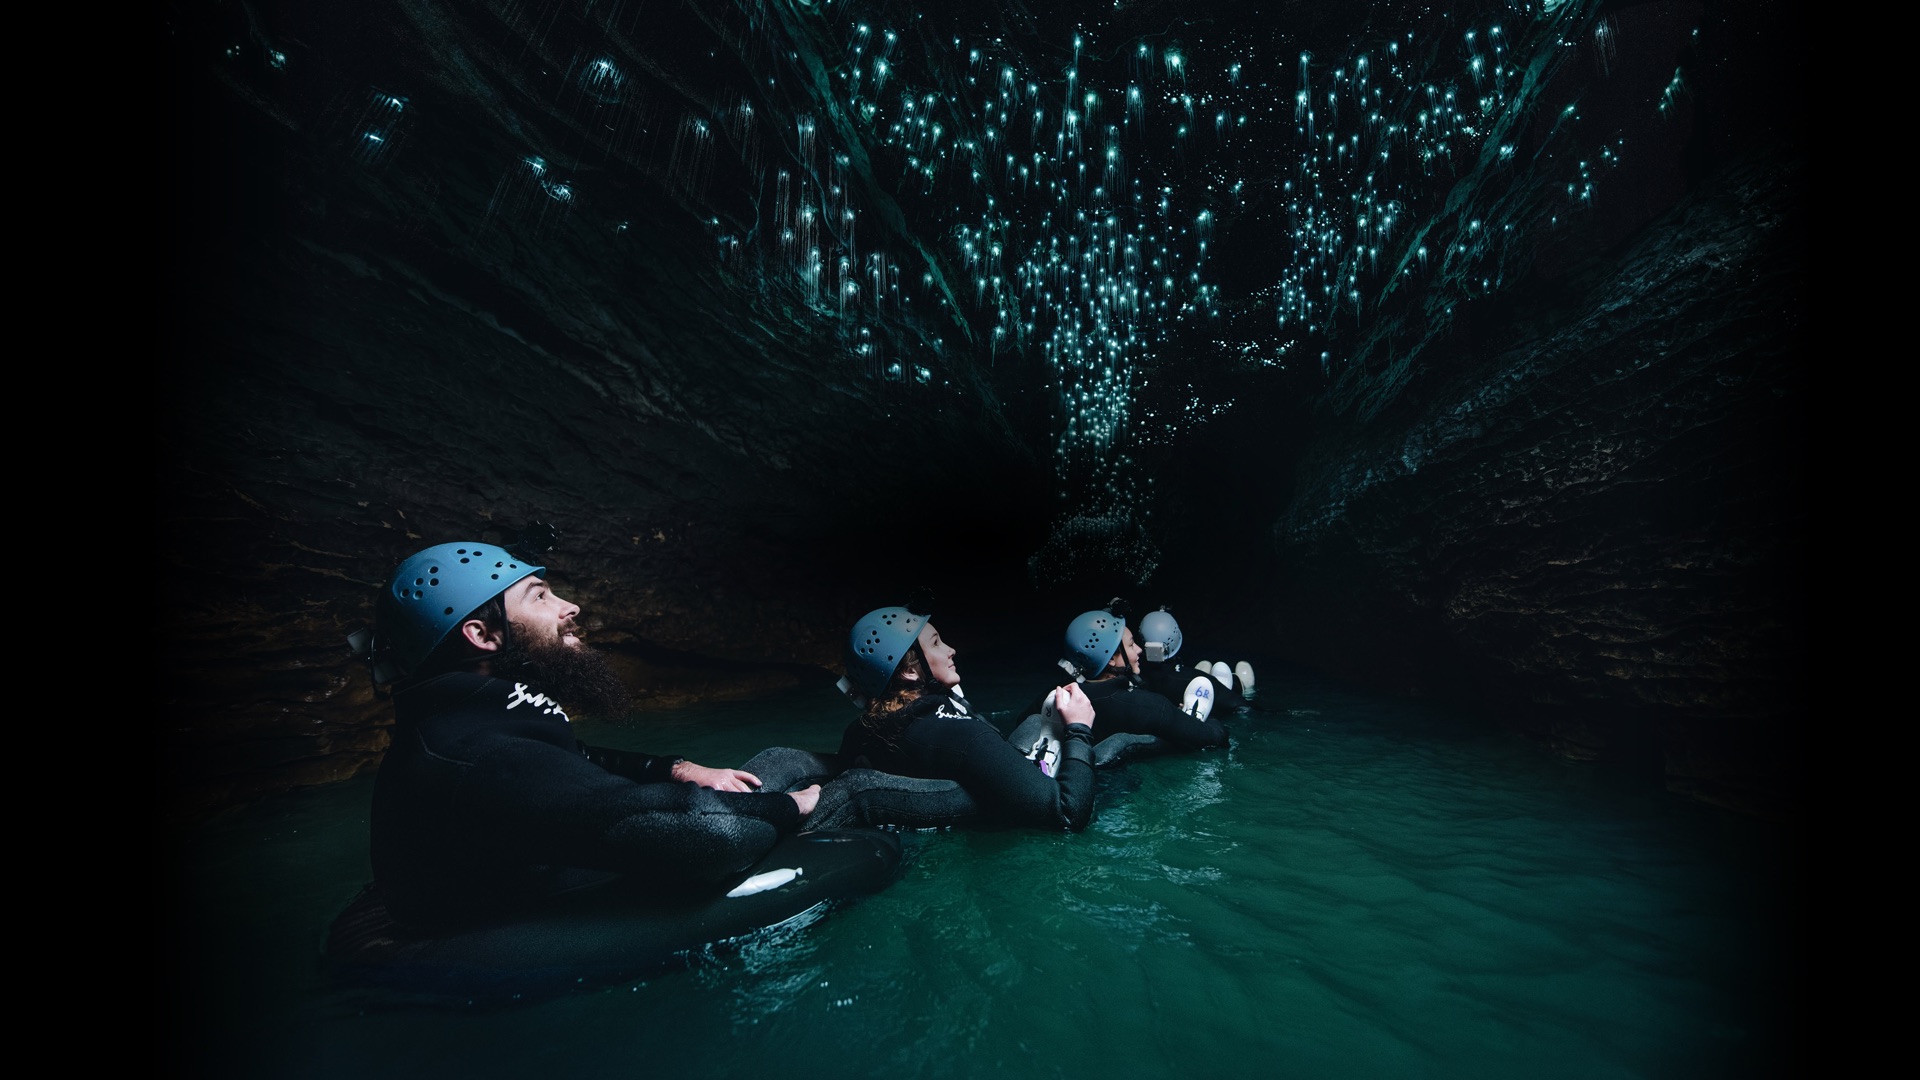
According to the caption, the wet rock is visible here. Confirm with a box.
[1266,155,1805,818]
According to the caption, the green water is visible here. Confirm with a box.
[162,662,1798,1077]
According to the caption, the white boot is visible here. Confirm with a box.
[1234,661,1256,699]
[1182,675,1215,721]
[1189,660,1212,676]
[1210,661,1234,689]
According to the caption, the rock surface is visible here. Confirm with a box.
[1263,155,1804,818]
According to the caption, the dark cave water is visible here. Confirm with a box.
[164,658,1796,1078]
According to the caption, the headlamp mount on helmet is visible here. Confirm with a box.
[1138,605,1182,664]
[506,520,559,563]
[905,585,936,617]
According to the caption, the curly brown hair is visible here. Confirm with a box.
[858,645,931,751]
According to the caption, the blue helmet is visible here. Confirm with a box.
[1063,608,1126,677]
[373,542,545,678]
[1138,607,1182,661]
[846,606,928,697]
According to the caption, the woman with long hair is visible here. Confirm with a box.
[838,606,1098,832]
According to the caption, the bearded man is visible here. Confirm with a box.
[360,541,819,932]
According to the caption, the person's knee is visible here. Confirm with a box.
[740,746,843,790]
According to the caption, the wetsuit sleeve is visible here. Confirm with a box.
[578,742,681,784]
[1095,690,1229,750]
[463,734,800,883]
[1055,724,1096,831]
[920,718,1095,832]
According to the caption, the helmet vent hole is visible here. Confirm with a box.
[430,578,439,586]
[443,606,454,615]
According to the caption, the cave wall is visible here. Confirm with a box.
[1262,153,1804,817]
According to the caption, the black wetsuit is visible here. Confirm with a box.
[1047,672,1230,752]
[838,690,1096,831]
[370,671,801,931]
[1139,658,1242,712]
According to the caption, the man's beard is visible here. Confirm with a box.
[492,632,633,722]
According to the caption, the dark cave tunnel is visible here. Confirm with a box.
[160,0,1806,821]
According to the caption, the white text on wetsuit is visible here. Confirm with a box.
[506,682,571,722]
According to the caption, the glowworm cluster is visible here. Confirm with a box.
[245,0,1655,576]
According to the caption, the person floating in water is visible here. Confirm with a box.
[352,541,820,932]
[1017,601,1229,767]
[836,604,1099,832]
[1134,605,1257,711]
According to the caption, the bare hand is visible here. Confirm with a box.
[1055,682,1095,729]
[790,784,821,816]
[671,761,763,793]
